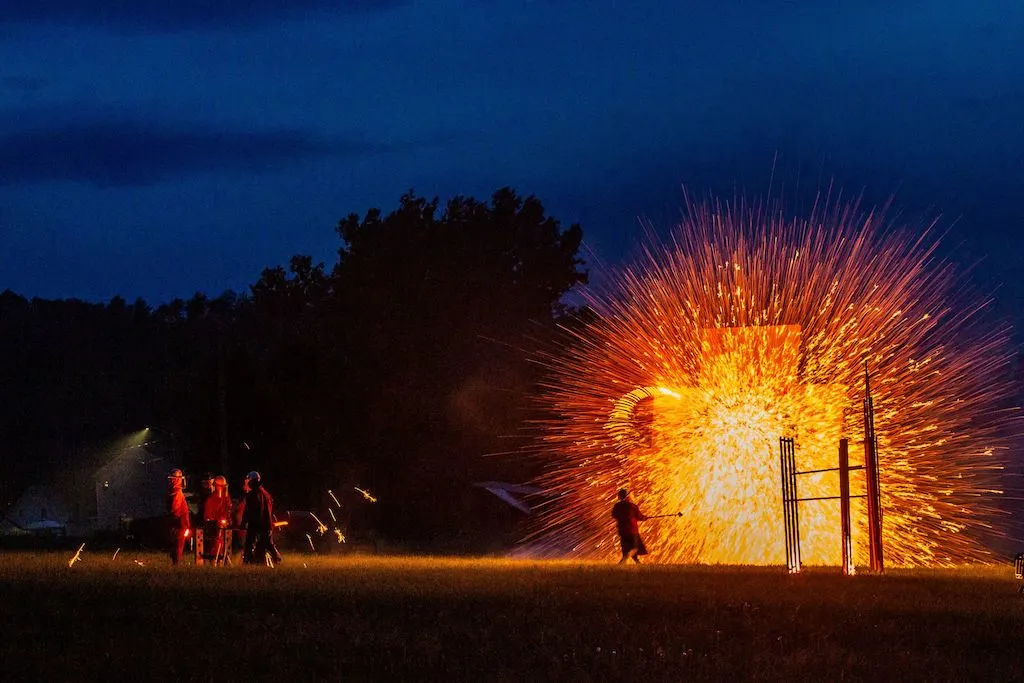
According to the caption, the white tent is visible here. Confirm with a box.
[2,485,70,536]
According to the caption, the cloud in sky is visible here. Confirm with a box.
[0,0,408,31]
[0,109,412,186]
[1,0,1022,304]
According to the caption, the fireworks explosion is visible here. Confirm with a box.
[529,194,1019,567]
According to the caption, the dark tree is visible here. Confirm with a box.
[241,255,348,503]
[333,188,586,544]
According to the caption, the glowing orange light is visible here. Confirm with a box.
[355,487,378,503]
[530,195,1019,567]
[67,543,85,568]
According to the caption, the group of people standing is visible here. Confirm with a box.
[165,468,282,566]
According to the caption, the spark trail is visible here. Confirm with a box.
[530,194,1019,567]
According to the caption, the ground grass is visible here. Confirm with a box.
[1,551,1023,682]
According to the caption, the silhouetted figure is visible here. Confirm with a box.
[242,471,282,565]
[166,469,191,565]
[611,488,647,564]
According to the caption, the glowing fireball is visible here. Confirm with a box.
[529,195,1018,567]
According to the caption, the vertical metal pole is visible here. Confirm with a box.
[838,438,853,576]
[778,440,786,569]
[779,437,801,573]
[873,431,883,572]
[789,440,801,573]
[779,437,790,570]
[864,362,884,572]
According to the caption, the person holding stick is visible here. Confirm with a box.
[611,488,648,564]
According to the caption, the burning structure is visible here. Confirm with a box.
[530,195,1019,567]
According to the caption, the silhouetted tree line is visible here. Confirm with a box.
[0,188,586,549]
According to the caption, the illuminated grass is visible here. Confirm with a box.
[2,551,1023,681]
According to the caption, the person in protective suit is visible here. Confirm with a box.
[166,469,191,565]
[202,475,233,565]
[611,488,648,564]
[241,471,282,565]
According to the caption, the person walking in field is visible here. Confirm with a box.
[611,488,648,564]
[241,471,282,566]
[166,469,191,566]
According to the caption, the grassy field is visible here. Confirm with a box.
[1,551,1023,682]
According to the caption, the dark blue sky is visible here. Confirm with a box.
[2,1,1022,315]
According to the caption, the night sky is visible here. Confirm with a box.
[2,1,1022,319]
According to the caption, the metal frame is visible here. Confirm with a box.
[778,364,885,575]
[779,437,802,573]
[194,527,234,566]
[780,437,865,575]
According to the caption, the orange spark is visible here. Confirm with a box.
[355,487,377,503]
[68,543,85,568]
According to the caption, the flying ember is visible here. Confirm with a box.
[530,194,1019,567]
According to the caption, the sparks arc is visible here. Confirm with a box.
[529,194,1018,567]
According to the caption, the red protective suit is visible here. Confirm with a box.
[203,493,232,525]
[202,493,232,562]
[167,488,191,565]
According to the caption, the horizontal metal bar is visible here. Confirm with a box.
[796,465,868,476]
[795,467,840,475]
[793,494,867,503]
